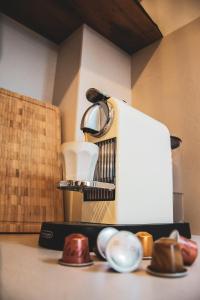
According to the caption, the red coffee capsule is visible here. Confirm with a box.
[58,233,93,267]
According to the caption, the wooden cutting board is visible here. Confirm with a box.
[0,88,64,232]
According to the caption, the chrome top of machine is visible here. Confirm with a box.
[86,88,109,103]
[81,88,114,137]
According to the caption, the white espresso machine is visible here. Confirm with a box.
[80,88,173,224]
[39,89,190,250]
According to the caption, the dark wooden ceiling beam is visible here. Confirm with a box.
[0,0,162,54]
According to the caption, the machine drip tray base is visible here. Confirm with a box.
[39,222,191,251]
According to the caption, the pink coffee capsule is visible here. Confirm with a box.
[169,230,198,266]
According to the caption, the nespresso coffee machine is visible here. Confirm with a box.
[39,89,190,250]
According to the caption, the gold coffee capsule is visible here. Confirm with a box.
[136,232,153,258]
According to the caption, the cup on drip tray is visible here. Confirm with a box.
[61,141,99,182]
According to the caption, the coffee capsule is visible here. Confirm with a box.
[150,238,184,274]
[146,266,188,278]
[105,231,143,273]
[136,232,153,258]
[58,233,93,267]
[169,230,198,266]
[97,227,119,259]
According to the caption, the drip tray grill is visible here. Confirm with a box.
[57,180,115,193]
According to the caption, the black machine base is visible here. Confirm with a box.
[39,221,191,251]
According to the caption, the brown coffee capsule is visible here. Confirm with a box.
[59,233,93,267]
[136,232,153,258]
[150,238,184,273]
[170,230,198,266]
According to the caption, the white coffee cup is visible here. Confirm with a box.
[61,142,99,182]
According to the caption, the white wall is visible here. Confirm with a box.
[0,14,58,102]
[76,25,131,141]
[132,18,200,234]
[141,0,200,36]
[53,27,83,221]
[53,27,83,143]
[53,25,131,221]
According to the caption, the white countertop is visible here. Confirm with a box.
[0,234,200,300]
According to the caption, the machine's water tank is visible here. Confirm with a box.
[170,136,184,222]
